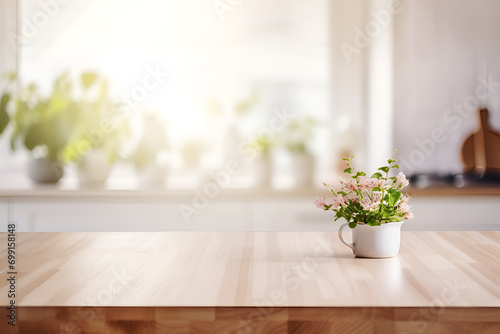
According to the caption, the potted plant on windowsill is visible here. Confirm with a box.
[247,135,273,188]
[0,72,79,183]
[281,117,317,188]
[0,71,130,184]
[60,72,130,184]
[129,112,168,186]
[315,152,413,258]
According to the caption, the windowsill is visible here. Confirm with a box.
[1,173,500,199]
[0,172,328,199]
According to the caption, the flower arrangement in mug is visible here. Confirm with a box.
[315,153,413,228]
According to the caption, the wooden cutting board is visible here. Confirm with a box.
[461,108,500,174]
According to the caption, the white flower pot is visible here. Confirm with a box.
[78,149,111,184]
[290,152,314,188]
[139,163,167,186]
[27,156,63,183]
[254,158,272,188]
[338,221,404,258]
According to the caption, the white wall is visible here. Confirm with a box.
[393,0,500,175]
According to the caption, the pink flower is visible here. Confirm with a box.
[366,178,381,188]
[360,198,370,210]
[314,196,328,209]
[322,182,333,192]
[404,212,414,220]
[361,198,380,211]
[339,177,357,191]
[340,176,383,191]
[347,192,360,203]
[371,192,382,202]
[331,194,346,208]
[394,172,409,189]
[398,202,410,213]
[360,177,386,190]
[357,176,369,190]
[400,194,411,204]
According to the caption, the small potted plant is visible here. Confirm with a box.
[281,117,317,188]
[315,152,413,258]
[62,72,130,184]
[0,72,79,183]
[180,139,204,170]
[247,135,273,188]
[1,71,130,184]
[129,112,169,185]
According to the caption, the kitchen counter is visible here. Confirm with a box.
[1,231,499,333]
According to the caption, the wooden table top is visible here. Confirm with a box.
[1,231,499,308]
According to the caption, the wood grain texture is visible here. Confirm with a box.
[1,231,500,308]
[1,307,500,334]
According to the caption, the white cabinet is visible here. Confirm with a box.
[403,197,500,231]
[251,198,335,231]
[0,199,8,232]
[11,198,251,232]
[3,195,500,232]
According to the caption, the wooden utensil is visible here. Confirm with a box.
[461,108,500,175]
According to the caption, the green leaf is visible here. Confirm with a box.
[372,187,381,192]
[81,72,98,89]
[357,171,366,176]
[23,124,43,151]
[370,172,382,179]
[387,159,396,164]
[388,189,401,206]
[4,71,16,81]
[343,168,353,174]
[348,222,357,229]
[0,93,10,135]
[1,92,10,106]
[10,135,16,150]
[338,191,347,196]
[378,166,390,173]
[393,164,400,169]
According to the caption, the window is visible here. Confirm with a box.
[1,0,333,188]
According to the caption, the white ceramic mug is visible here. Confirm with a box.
[338,221,404,258]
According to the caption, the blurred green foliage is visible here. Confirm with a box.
[129,113,168,170]
[247,135,273,159]
[282,117,318,154]
[0,71,130,164]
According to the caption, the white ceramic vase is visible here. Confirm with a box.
[138,163,167,187]
[27,156,63,183]
[290,152,314,188]
[78,149,111,184]
[338,221,404,258]
[254,157,272,188]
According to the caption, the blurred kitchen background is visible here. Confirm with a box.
[1,0,499,232]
